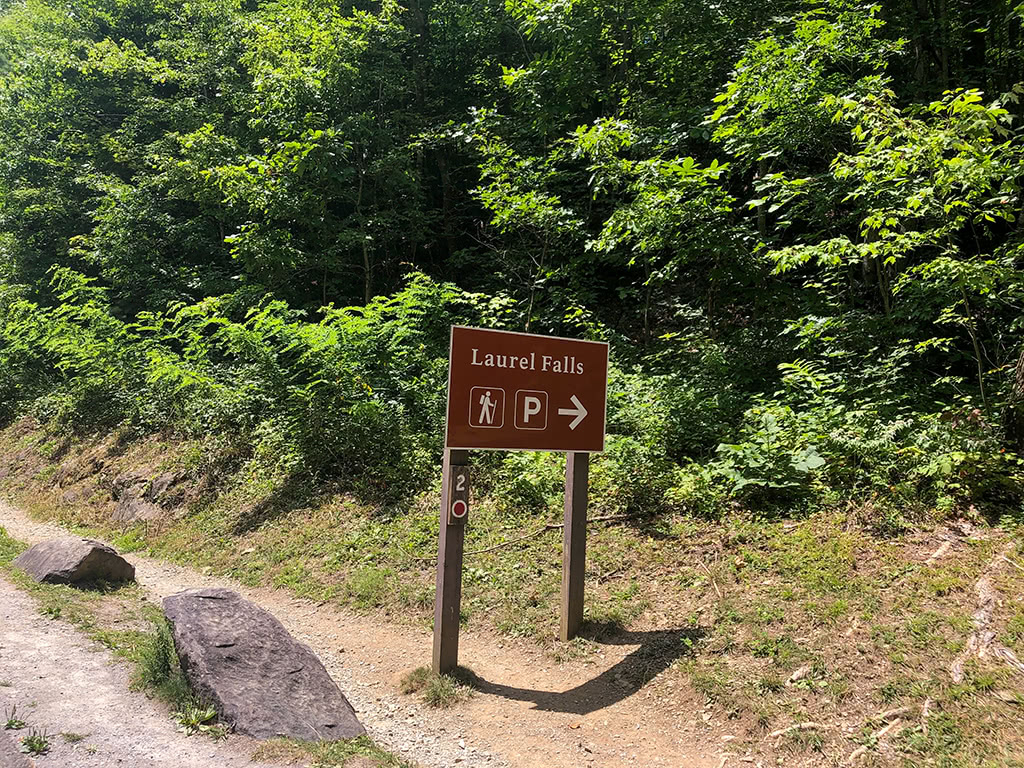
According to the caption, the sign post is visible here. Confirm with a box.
[561,451,588,642]
[434,326,608,674]
[433,448,469,674]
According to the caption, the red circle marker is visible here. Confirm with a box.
[451,499,468,519]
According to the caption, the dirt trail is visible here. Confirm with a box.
[0,501,722,768]
[0,575,278,767]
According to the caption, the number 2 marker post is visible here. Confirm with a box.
[433,326,609,674]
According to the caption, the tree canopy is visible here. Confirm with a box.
[1,0,1022,517]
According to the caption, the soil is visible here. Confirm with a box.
[0,575,278,768]
[0,501,726,768]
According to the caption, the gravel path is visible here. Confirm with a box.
[0,500,720,768]
[0,503,505,768]
[0,575,278,767]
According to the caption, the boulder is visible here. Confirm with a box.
[13,538,135,585]
[111,471,160,523]
[110,470,185,522]
[147,471,185,504]
[163,588,364,741]
[60,487,84,506]
[0,729,32,768]
[113,496,162,523]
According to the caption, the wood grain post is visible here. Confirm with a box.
[433,448,469,675]
[560,451,589,642]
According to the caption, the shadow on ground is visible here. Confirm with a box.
[458,622,705,715]
[230,474,316,535]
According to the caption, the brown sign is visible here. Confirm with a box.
[445,326,608,452]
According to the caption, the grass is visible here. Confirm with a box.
[0,525,195,708]
[5,424,1024,764]
[399,666,473,708]
[0,526,217,737]
[4,705,26,730]
[253,735,414,767]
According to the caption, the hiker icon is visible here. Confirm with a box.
[479,390,497,423]
[469,386,504,428]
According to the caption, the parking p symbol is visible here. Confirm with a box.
[523,396,542,421]
[514,390,548,431]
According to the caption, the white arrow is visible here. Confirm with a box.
[558,395,588,431]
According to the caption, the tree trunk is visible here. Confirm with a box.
[1007,346,1024,451]
[756,160,768,239]
[437,153,456,257]
[524,234,547,333]
[961,288,987,409]
[357,168,372,305]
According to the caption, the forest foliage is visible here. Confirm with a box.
[1,0,1023,521]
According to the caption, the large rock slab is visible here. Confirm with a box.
[13,538,135,585]
[0,729,32,768]
[162,588,364,741]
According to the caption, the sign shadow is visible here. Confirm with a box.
[455,624,705,715]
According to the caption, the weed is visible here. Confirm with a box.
[252,739,309,762]
[683,659,732,702]
[310,734,411,766]
[173,700,226,738]
[970,670,998,693]
[253,734,411,767]
[424,674,472,708]
[399,666,432,694]
[586,580,649,629]
[879,676,911,704]
[824,675,853,704]
[550,636,597,663]
[896,712,963,759]
[0,680,10,687]
[133,614,190,702]
[112,528,148,553]
[343,567,392,611]
[399,666,471,708]
[61,731,87,743]
[19,728,50,755]
[748,631,805,666]
[926,572,964,596]
[753,602,785,625]
[4,705,25,730]
[756,674,784,694]
[781,726,824,753]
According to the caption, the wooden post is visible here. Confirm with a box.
[560,451,589,642]
[433,448,469,675]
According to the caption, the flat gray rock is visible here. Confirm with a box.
[163,588,365,741]
[0,728,32,768]
[13,538,135,585]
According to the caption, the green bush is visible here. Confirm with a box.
[0,270,500,505]
[590,435,679,517]
[492,451,566,514]
[712,403,828,497]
